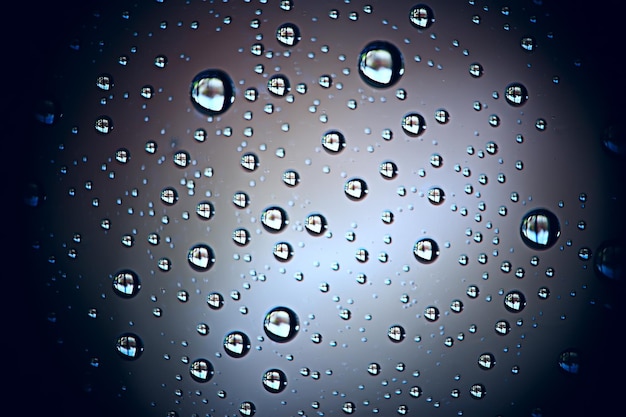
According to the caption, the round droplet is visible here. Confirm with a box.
[207,292,224,310]
[358,40,404,88]
[112,270,141,298]
[520,36,536,52]
[409,4,435,29]
[558,349,580,374]
[96,74,113,90]
[342,401,356,414]
[196,201,215,220]
[322,130,346,153]
[520,209,561,249]
[305,213,328,236]
[160,187,178,205]
[224,331,251,358]
[264,306,299,342]
[262,369,288,393]
[173,151,190,168]
[241,153,259,171]
[282,169,300,186]
[594,240,623,281]
[413,238,439,263]
[268,74,291,97]
[388,325,406,342]
[115,333,144,360]
[190,69,235,115]
[276,23,301,46]
[504,290,527,313]
[427,187,445,205]
[368,363,381,375]
[261,206,289,232]
[495,319,511,335]
[434,108,449,124]
[188,244,215,271]
[233,192,250,208]
[239,401,256,417]
[344,178,368,200]
[424,306,440,321]
[190,359,215,383]
[379,161,398,179]
[469,63,483,78]
[470,383,487,399]
[95,116,113,134]
[402,112,426,136]
[504,83,528,106]
[232,228,251,246]
[273,242,293,261]
[478,353,496,370]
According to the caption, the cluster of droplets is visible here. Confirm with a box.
[25,1,625,416]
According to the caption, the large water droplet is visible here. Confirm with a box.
[413,238,439,263]
[276,22,301,46]
[112,270,141,298]
[520,209,560,249]
[358,41,404,88]
[224,331,251,358]
[558,349,580,374]
[305,213,328,236]
[344,178,368,200]
[262,368,288,393]
[402,112,426,136]
[190,69,235,115]
[261,206,289,232]
[593,241,623,281]
[478,353,496,370]
[267,74,291,97]
[409,4,435,29]
[264,306,299,342]
[504,290,526,313]
[115,333,144,360]
[322,130,346,153]
[187,244,216,271]
[388,325,406,342]
[189,358,215,382]
[504,82,528,106]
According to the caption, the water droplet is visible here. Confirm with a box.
[262,368,288,393]
[358,41,404,88]
[190,69,235,115]
[368,362,381,375]
[189,358,215,382]
[409,4,435,29]
[115,333,144,360]
[276,22,301,46]
[469,63,483,78]
[273,242,293,261]
[224,331,251,358]
[379,161,398,179]
[427,187,445,205]
[520,36,536,52]
[241,152,259,171]
[344,178,368,200]
[388,325,406,342]
[264,306,299,343]
[282,169,300,186]
[424,306,440,321]
[504,290,526,313]
[434,108,449,124]
[558,349,580,374]
[305,213,328,236]
[239,401,256,416]
[401,112,426,136]
[261,206,289,232]
[413,238,439,263]
[520,209,561,249]
[233,192,250,208]
[112,270,141,298]
[469,383,487,399]
[267,74,291,97]
[594,241,623,281]
[207,292,224,310]
[495,320,511,335]
[478,353,496,370]
[504,83,528,106]
[187,244,215,271]
[322,130,346,153]
[196,201,215,220]
[95,116,113,134]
